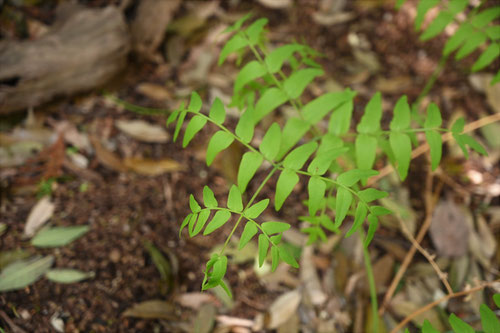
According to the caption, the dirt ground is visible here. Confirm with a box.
[1,0,499,332]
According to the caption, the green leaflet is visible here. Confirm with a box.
[357,92,382,134]
[203,255,227,289]
[494,294,500,308]
[358,188,388,203]
[227,185,243,212]
[275,169,299,211]
[472,43,500,72]
[371,206,392,216]
[425,131,442,171]
[239,222,258,249]
[308,177,326,216]
[188,91,202,112]
[167,109,180,126]
[425,103,442,128]
[390,96,411,131]
[191,210,210,236]
[46,269,94,284]
[187,213,198,236]
[364,214,378,247]
[235,107,255,143]
[0,255,54,292]
[173,110,187,142]
[260,122,281,161]
[245,199,269,219]
[189,194,201,213]
[334,187,352,228]
[283,142,318,170]
[395,0,406,10]
[258,234,269,267]
[355,134,377,170]
[277,117,310,160]
[456,31,487,60]
[443,23,474,56]
[245,18,268,45]
[460,134,488,156]
[337,169,378,187]
[493,70,500,85]
[283,68,324,99]
[238,152,263,192]
[420,11,454,41]
[449,314,475,333]
[203,186,218,208]
[31,226,89,248]
[307,147,347,175]
[206,131,234,166]
[219,33,248,65]
[390,132,412,180]
[204,210,231,235]
[179,214,192,237]
[422,319,440,333]
[183,115,207,147]
[302,90,354,125]
[329,100,354,135]
[471,7,500,28]
[278,246,298,268]
[265,44,305,73]
[234,61,266,93]
[271,246,279,271]
[253,88,288,124]
[415,0,439,30]
[345,203,367,237]
[486,26,500,41]
[451,117,465,134]
[480,304,500,333]
[224,13,252,33]
[209,97,226,125]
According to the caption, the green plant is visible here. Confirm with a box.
[160,12,494,333]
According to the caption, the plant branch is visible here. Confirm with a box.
[390,279,500,333]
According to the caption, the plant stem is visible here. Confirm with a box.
[220,166,278,254]
[359,228,379,333]
[414,55,448,108]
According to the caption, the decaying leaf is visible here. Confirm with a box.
[24,196,55,238]
[31,226,89,248]
[45,269,95,283]
[429,199,469,257]
[265,289,302,329]
[122,300,176,320]
[0,249,31,270]
[116,119,169,143]
[193,303,216,333]
[257,0,292,9]
[469,74,500,113]
[135,83,171,102]
[123,157,182,176]
[90,135,127,172]
[0,255,54,292]
[176,292,219,310]
[300,246,327,305]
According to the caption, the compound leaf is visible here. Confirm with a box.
[204,210,231,235]
[254,88,288,124]
[204,255,227,289]
[346,203,368,237]
[227,185,243,212]
[443,22,474,56]
[183,115,207,147]
[203,186,218,208]
[265,44,304,73]
[334,187,352,228]
[219,33,248,65]
[260,122,281,161]
[245,18,268,45]
[258,234,269,267]
[283,68,323,99]
[275,169,299,211]
[234,61,267,93]
[206,131,234,166]
[308,177,326,216]
[245,199,269,219]
[209,97,226,125]
[238,152,263,192]
[224,13,252,33]
[283,142,318,170]
[456,31,487,60]
[390,132,411,180]
[303,90,353,125]
[239,222,258,249]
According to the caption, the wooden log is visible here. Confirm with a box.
[0,5,130,114]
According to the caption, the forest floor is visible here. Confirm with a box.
[0,0,499,332]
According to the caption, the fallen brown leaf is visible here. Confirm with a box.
[122,300,176,320]
[123,157,182,176]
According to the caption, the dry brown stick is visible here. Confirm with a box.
[397,216,453,295]
[379,168,443,315]
[390,279,500,333]
[367,112,500,187]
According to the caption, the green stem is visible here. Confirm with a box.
[220,166,278,254]
[414,55,449,108]
[359,228,379,333]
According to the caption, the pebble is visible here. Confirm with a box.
[109,249,121,263]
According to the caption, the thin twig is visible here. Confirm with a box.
[390,279,500,333]
[367,113,500,187]
[397,216,453,295]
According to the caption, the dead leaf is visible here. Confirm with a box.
[115,119,169,143]
[469,74,500,113]
[374,76,412,94]
[193,303,216,333]
[135,83,171,102]
[429,199,469,257]
[265,289,302,329]
[300,246,327,306]
[176,292,219,310]
[24,196,55,238]
[312,11,355,26]
[123,157,182,176]
[122,300,176,320]
[257,0,292,9]
[89,136,127,172]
